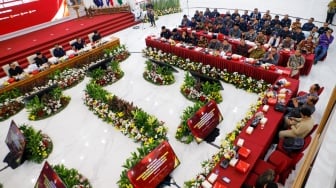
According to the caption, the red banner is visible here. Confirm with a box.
[35,161,66,188]
[127,141,180,188]
[187,100,223,142]
[0,0,69,35]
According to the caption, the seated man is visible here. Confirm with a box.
[317,22,330,35]
[71,38,86,51]
[235,39,249,57]
[255,31,267,45]
[170,28,182,41]
[244,28,257,42]
[280,14,292,28]
[267,23,282,47]
[297,36,316,54]
[197,35,208,47]
[229,24,242,39]
[180,14,191,27]
[279,106,315,138]
[291,27,305,45]
[302,17,316,32]
[248,42,265,59]
[287,49,305,77]
[314,28,334,64]
[160,26,171,39]
[208,35,222,50]
[294,83,321,105]
[92,30,102,43]
[8,63,25,78]
[310,26,320,44]
[221,39,232,53]
[279,36,295,50]
[291,18,302,31]
[255,169,276,188]
[284,95,318,128]
[53,44,66,58]
[262,47,279,65]
[34,52,49,68]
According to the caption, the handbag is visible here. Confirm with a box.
[283,137,304,152]
[274,103,287,112]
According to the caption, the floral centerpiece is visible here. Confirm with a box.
[0,88,24,121]
[19,124,53,163]
[118,139,162,188]
[143,47,269,94]
[143,60,175,85]
[183,93,265,187]
[175,101,205,144]
[84,83,168,143]
[181,72,222,103]
[88,61,124,86]
[26,86,71,120]
[104,45,130,62]
[48,68,86,90]
[53,164,92,188]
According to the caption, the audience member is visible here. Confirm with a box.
[255,31,267,44]
[211,8,220,18]
[279,26,292,39]
[221,39,232,53]
[279,36,295,50]
[53,44,66,58]
[262,47,279,65]
[279,106,315,138]
[8,63,24,78]
[280,14,292,28]
[268,23,282,47]
[255,169,276,188]
[314,28,334,64]
[235,39,249,57]
[326,0,336,24]
[310,26,320,44]
[241,10,250,22]
[34,52,49,68]
[318,22,330,35]
[187,33,198,46]
[248,42,265,59]
[92,30,102,42]
[239,17,248,32]
[229,24,242,39]
[260,21,272,36]
[270,15,281,27]
[189,17,197,29]
[170,28,181,41]
[287,49,305,77]
[291,18,302,30]
[302,18,315,32]
[264,10,272,20]
[197,35,208,47]
[160,26,171,39]
[204,8,212,18]
[231,9,240,20]
[297,36,316,54]
[291,27,305,45]
[245,28,257,42]
[180,31,189,43]
[181,15,191,27]
[250,8,261,20]
[208,35,222,50]
[71,38,86,51]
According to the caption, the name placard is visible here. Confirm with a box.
[187,100,223,142]
[127,141,180,188]
[35,161,66,188]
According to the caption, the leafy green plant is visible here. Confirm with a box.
[19,125,53,163]
[85,83,111,103]
[53,164,92,188]
[0,88,22,103]
[88,68,105,80]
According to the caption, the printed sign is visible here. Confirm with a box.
[34,161,66,188]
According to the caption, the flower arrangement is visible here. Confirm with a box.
[175,101,205,144]
[48,68,86,90]
[181,72,222,103]
[84,83,168,143]
[19,124,53,163]
[26,86,71,121]
[118,140,161,188]
[104,45,130,62]
[143,60,175,85]
[143,47,269,93]
[53,164,92,188]
[0,88,24,121]
[183,92,265,187]
[88,61,124,86]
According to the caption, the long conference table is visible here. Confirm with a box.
[0,37,120,95]
[145,37,292,84]
[177,27,314,76]
[208,76,299,188]
[145,36,300,187]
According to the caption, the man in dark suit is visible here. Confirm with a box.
[72,38,85,51]
[53,44,66,58]
[8,63,24,78]
[92,30,102,43]
[34,52,49,68]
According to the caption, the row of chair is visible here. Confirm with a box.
[1,32,97,78]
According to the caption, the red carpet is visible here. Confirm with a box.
[0,12,138,78]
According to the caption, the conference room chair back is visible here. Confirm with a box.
[297,87,324,97]
[26,54,37,65]
[267,150,293,174]
[69,39,77,47]
[2,61,19,77]
[88,33,94,43]
[49,45,63,57]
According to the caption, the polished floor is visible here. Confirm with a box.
[0,0,335,187]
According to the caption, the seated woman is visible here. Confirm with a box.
[287,49,305,77]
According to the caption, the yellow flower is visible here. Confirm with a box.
[117,112,124,117]
[29,115,36,120]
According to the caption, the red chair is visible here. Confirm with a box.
[277,135,312,156]
[244,172,259,187]
[253,159,276,175]
[267,150,293,174]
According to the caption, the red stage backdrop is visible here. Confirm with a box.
[0,0,69,35]
[35,161,66,188]
[127,141,180,188]
[187,100,223,142]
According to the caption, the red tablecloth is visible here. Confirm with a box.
[209,141,263,188]
[145,37,292,84]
